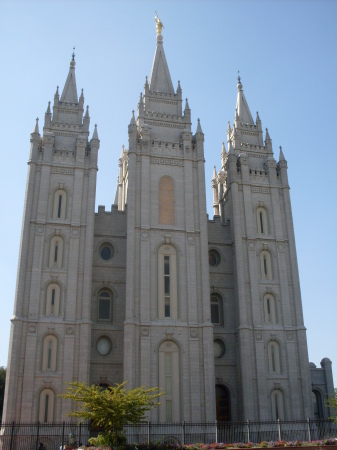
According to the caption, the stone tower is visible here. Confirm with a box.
[3,54,99,422]
[122,31,215,421]
[210,76,313,419]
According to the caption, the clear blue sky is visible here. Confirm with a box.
[0,0,336,386]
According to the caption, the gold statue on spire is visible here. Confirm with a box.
[155,11,164,35]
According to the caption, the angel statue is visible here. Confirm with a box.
[155,11,164,35]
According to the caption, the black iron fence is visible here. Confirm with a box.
[0,419,336,450]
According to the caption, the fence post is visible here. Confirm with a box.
[277,419,281,441]
[215,420,218,444]
[307,418,311,442]
[35,421,40,450]
[182,421,185,445]
[79,422,82,445]
[61,421,65,448]
[147,421,150,445]
[9,421,15,450]
[247,420,250,443]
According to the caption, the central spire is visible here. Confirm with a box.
[60,51,78,103]
[149,15,174,94]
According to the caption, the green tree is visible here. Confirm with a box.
[0,367,6,422]
[60,381,162,446]
[326,388,337,422]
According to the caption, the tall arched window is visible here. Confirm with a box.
[271,389,285,419]
[215,385,231,421]
[312,390,323,419]
[158,244,178,319]
[159,341,180,422]
[46,283,60,316]
[38,388,55,423]
[159,176,175,225]
[268,340,281,374]
[42,335,57,372]
[211,294,224,326]
[260,250,272,280]
[98,289,112,321]
[53,189,67,220]
[49,236,63,269]
[257,207,268,235]
[263,294,276,324]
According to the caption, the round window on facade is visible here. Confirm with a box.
[100,243,114,261]
[209,250,221,267]
[214,339,226,359]
[96,336,112,356]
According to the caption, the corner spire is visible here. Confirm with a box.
[92,124,99,140]
[196,118,203,134]
[60,51,78,103]
[32,117,39,134]
[130,110,136,126]
[279,146,285,161]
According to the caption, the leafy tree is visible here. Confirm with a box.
[60,381,163,446]
[326,388,337,422]
[0,367,6,422]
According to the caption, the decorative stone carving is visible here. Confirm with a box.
[141,326,149,336]
[286,330,293,341]
[190,328,198,338]
[28,323,36,333]
[66,326,74,335]
[255,330,262,341]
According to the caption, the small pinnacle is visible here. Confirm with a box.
[237,70,240,83]
[72,47,75,61]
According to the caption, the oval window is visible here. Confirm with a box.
[96,336,112,356]
[209,250,221,267]
[214,339,226,359]
[100,244,114,261]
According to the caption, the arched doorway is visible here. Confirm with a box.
[215,385,231,421]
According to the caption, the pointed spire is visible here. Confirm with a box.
[265,128,273,152]
[149,31,174,94]
[212,165,217,180]
[177,80,181,93]
[265,128,271,141]
[279,146,285,161]
[256,111,261,124]
[60,52,78,103]
[44,102,51,128]
[196,118,203,134]
[84,105,89,118]
[130,110,136,126]
[92,124,99,140]
[32,117,39,134]
[222,141,226,155]
[46,101,51,114]
[184,98,190,111]
[235,73,254,125]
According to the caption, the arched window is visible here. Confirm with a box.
[263,294,276,324]
[257,207,268,235]
[98,289,112,321]
[271,389,285,419]
[53,189,67,220]
[42,335,57,372]
[159,176,175,225]
[38,388,55,423]
[158,244,178,319]
[49,236,63,269]
[268,340,281,374]
[211,294,224,326]
[312,390,323,419]
[159,341,180,422]
[46,283,60,316]
[215,385,231,421]
[260,250,272,280]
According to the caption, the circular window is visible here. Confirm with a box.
[96,336,112,356]
[214,339,226,359]
[100,244,114,261]
[209,250,221,267]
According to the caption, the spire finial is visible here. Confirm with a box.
[155,11,164,35]
[72,47,75,61]
[237,70,243,91]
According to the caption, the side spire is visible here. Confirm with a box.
[32,117,39,134]
[60,51,78,103]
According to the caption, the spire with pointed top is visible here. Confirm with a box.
[177,80,181,93]
[32,117,39,134]
[279,146,285,161]
[84,105,89,118]
[227,121,232,141]
[184,98,190,111]
[149,29,174,94]
[92,124,99,141]
[130,110,136,126]
[83,105,90,132]
[235,74,254,125]
[196,118,203,134]
[44,102,52,128]
[265,128,273,152]
[60,52,78,103]
[212,165,217,181]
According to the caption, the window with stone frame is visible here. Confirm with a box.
[98,289,112,321]
[49,235,63,269]
[211,294,224,326]
[38,388,55,423]
[260,250,272,280]
[159,341,180,422]
[268,340,281,374]
[159,176,175,225]
[263,294,277,324]
[53,189,67,220]
[45,283,60,316]
[158,244,178,319]
[257,207,268,235]
[42,335,57,372]
[271,389,285,419]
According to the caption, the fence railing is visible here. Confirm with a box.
[0,419,336,450]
